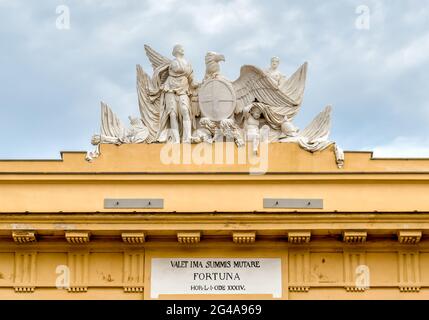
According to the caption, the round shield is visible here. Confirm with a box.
[198,78,236,121]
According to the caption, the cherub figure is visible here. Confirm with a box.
[191,117,217,143]
[244,106,267,154]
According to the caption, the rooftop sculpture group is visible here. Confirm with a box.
[87,44,344,168]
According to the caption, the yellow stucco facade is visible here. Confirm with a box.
[1,142,429,300]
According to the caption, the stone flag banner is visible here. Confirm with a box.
[150,258,282,298]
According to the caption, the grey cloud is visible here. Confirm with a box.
[0,0,428,158]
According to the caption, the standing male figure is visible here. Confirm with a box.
[162,44,196,143]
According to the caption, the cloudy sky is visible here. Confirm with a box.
[0,0,428,159]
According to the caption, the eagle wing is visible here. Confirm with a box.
[232,63,307,120]
[144,44,171,71]
[144,45,171,85]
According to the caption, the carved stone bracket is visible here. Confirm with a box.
[177,232,201,244]
[233,232,256,244]
[288,231,311,244]
[65,231,91,244]
[12,231,37,244]
[122,232,146,244]
[343,231,367,244]
[398,231,422,244]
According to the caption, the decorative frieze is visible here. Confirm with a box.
[288,231,311,244]
[122,232,146,244]
[123,252,144,293]
[177,232,201,244]
[233,232,256,244]
[398,251,420,292]
[65,231,91,244]
[343,231,367,244]
[398,231,422,244]
[12,231,37,244]
[67,252,89,292]
[14,252,37,293]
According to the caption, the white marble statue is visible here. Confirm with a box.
[243,105,269,154]
[281,115,299,138]
[280,105,334,151]
[160,45,196,144]
[136,44,198,144]
[204,51,225,80]
[265,56,285,86]
[90,44,345,168]
[86,102,149,161]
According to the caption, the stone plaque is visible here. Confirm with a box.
[198,78,236,121]
[150,258,282,298]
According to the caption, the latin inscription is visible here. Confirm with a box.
[151,258,282,298]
